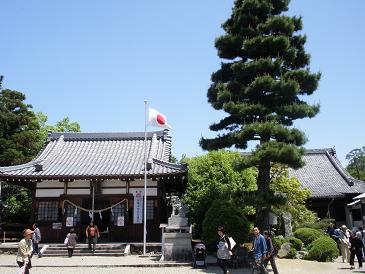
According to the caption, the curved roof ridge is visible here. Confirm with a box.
[0,137,62,173]
[152,158,187,171]
[304,148,335,154]
[47,130,168,141]
[147,133,158,169]
[324,151,353,186]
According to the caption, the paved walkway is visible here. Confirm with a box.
[0,254,361,274]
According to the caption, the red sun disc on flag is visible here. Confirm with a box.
[156,114,166,125]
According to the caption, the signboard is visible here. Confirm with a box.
[117,216,125,227]
[66,217,74,227]
[133,190,143,224]
[52,222,62,230]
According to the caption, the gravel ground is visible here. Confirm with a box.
[0,255,361,274]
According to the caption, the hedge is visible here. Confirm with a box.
[306,236,339,262]
[294,228,324,246]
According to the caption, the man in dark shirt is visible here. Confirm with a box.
[263,231,279,274]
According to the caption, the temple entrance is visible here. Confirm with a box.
[81,198,111,242]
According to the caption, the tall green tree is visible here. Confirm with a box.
[346,147,365,180]
[0,89,41,166]
[200,0,320,230]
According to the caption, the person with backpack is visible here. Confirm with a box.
[263,231,279,274]
[66,228,78,257]
[216,226,232,274]
[85,221,100,252]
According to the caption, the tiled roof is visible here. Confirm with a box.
[0,130,187,180]
[289,148,365,199]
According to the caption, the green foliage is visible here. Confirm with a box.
[270,166,316,228]
[272,235,302,251]
[36,112,81,142]
[0,89,42,166]
[294,228,324,246]
[306,236,339,262]
[296,218,335,231]
[286,247,297,259]
[287,237,303,251]
[272,235,285,251]
[346,147,365,180]
[183,150,257,237]
[202,199,252,250]
[2,186,32,223]
[201,0,320,230]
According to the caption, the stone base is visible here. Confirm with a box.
[168,216,188,227]
[162,232,192,261]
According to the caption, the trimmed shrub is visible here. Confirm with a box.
[294,228,324,246]
[306,236,339,262]
[202,199,252,250]
[297,218,335,231]
[286,247,297,259]
[287,237,303,251]
[272,236,286,252]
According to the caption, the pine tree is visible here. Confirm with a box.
[200,0,320,230]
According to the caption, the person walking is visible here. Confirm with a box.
[31,223,41,258]
[338,225,351,263]
[216,226,232,274]
[349,231,363,270]
[252,227,268,274]
[85,221,100,252]
[263,231,279,274]
[16,229,34,274]
[66,228,78,257]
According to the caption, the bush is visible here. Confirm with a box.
[297,218,335,231]
[294,228,324,246]
[272,236,286,252]
[306,236,339,262]
[286,247,297,259]
[287,237,303,251]
[202,199,252,250]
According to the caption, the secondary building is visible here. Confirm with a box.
[289,148,365,228]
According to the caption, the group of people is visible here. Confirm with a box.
[16,221,100,274]
[216,226,279,274]
[328,223,364,270]
[62,221,101,256]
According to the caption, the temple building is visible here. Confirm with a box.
[289,148,365,228]
[0,130,187,242]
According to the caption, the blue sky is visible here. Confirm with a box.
[1,0,364,165]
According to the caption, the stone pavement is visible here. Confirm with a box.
[0,254,362,274]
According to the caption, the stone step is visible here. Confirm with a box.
[46,246,124,250]
[42,243,127,257]
[44,249,124,254]
[42,252,125,257]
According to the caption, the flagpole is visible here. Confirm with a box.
[143,101,148,255]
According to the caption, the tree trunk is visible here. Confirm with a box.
[256,159,271,231]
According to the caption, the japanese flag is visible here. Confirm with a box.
[148,108,172,129]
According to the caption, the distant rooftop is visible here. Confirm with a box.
[289,148,365,199]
